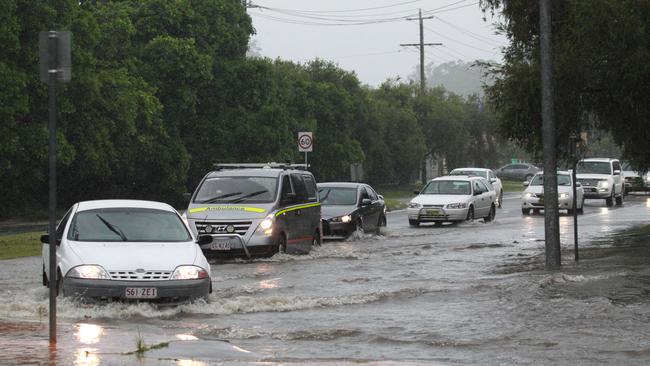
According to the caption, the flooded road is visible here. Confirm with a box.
[2,194,650,365]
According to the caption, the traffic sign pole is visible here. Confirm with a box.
[47,31,58,345]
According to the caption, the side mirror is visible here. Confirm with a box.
[490,178,497,183]
[360,198,372,206]
[182,192,192,203]
[473,190,482,196]
[522,181,530,186]
[196,235,213,245]
[41,234,61,246]
[575,182,582,187]
[378,194,384,200]
[413,190,420,195]
[613,170,621,175]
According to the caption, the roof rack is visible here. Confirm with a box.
[213,163,310,171]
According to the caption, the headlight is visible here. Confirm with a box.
[66,265,110,279]
[598,180,610,188]
[525,192,535,198]
[256,215,274,235]
[559,193,569,199]
[446,202,467,209]
[408,202,422,209]
[331,215,352,223]
[171,265,208,280]
[645,175,650,182]
[260,218,273,230]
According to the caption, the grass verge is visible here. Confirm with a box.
[501,179,526,192]
[376,185,419,211]
[0,231,42,260]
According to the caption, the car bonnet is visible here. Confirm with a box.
[186,202,275,220]
[412,194,471,205]
[67,241,200,272]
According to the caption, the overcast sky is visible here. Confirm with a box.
[248,0,507,86]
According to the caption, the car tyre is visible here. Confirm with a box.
[615,192,623,206]
[56,269,64,297]
[466,206,474,221]
[606,192,614,207]
[355,219,364,234]
[521,208,529,215]
[312,230,321,247]
[42,264,49,287]
[276,233,287,254]
[498,190,503,208]
[578,198,584,214]
[484,204,495,222]
[409,219,420,227]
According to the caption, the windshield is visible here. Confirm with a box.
[529,174,571,186]
[449,170,488,179]
[68,208,191,242]
[421,180,471,195]
[318,187,357,205]
[577,161,611,175]
[194,176,278,203]
[621,161,633,171]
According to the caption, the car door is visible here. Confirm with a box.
[363,185,382,229]
[501,165,515,180]
[42,206,73,280]
[356,186,375,232]
[301,173,321,244]
[289,173,312,251]
[472,181,490,216]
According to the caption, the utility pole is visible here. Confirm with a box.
[539,0,561,268]
[401,9,442,94]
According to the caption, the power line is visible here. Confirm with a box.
[423,25,497,54]
[251,0,423,14]
[434,16,503,46]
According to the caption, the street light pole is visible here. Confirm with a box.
[570,132,579,261]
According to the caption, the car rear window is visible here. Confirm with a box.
[318,187,357,205]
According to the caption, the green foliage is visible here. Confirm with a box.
[481,0,650,169]
[1,0,510,217]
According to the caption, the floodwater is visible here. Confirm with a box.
[1,194,650,365]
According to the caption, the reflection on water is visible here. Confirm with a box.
[75,348,99,366]
[177,359,208,366]
[258,278,280,289]
[176,334,199,341]
[646,198,650,208]
[76,323,103,344]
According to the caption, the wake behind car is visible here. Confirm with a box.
[318,182,387,238]
[185,163,321,259]
[449,167,503,208]
[41,200,212,302]
[521,171,584,215]
[407,175,496,226]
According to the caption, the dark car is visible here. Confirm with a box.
[495,163,540,181]
[318,182,387,238]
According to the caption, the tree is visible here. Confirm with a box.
[481,0,650,169]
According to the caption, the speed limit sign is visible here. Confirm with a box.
[298,132,313,152]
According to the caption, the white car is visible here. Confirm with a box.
[407,175,497,226]
[42,200,212,301]
[449,167,504,208]
[521,171,584,215]
[576,158,624,206]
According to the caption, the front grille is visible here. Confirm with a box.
[423,204,444,208]
[577,178,601,187]
[109,270,172,281]
[195,221,252,236]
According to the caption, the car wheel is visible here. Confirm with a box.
[484,204,495,222]
[312,230,321,247]
[466,206,474,221]
[498,190,503,208]
[276,233,287,254]
[578,198,584,214]
[615,192,623,206]
[375,215,386,234]
[532,208,541,214]
[409,219,420,227]
[606,192,614,207]
[521,208,529,215]
[355,219,364,234]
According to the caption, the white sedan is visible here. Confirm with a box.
[407,175,497,226]
[449,167,504,207]
[42,200,213,302]
[521,171,585,215]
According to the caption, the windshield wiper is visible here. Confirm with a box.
[200,192,243,203]
[229,190,269,203]
[96,214,128,241]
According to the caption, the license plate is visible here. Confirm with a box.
[210,241,232,251]
[125,287,157,299]
[426,209,440,215]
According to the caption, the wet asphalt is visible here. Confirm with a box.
[1,193,650,365]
